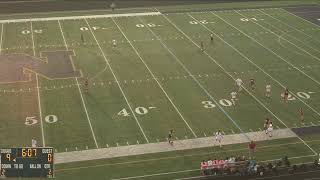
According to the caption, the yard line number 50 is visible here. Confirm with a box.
[25,115,58,126]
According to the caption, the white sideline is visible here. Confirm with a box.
[55,129,297,164]
[0,12,161,23]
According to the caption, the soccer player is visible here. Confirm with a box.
[210,33,214,43]
[248,140,256,158]
[168,129,174,145]
[283,88,289,104]
[31,138,37,147]
[266,84,271,98]
[112,39,117,48]
[299,107,304,123]
[235,78,243,92]
[264,118,270,134]
[81,34,84,43]
[84,78,89,93]
[214,130,223,148]
[267,122,273,137]
[200,41,204,52]
[249,78,255,90]
[231,91,237,107]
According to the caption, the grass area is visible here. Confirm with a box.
[0,0,320,179]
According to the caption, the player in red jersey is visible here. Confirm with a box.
[283,88,289,103]
[84,78,89,93]
[299,107,304,123]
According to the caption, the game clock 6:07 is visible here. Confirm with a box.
[0,147,54,178]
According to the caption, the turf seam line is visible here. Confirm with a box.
[30,20,46,147]
[209,11,317,155]
[58,19,99,148]
[227,10,320,117]
[84,18,149,143]
[111,17,197,138]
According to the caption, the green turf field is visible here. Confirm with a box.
[0,0,320,179]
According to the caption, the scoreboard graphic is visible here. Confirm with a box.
[0,147,54,178]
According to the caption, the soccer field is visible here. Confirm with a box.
[0,1,320,179]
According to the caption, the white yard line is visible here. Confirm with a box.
[283,9,320,29]
[30,21,45,146]
[261,19,320,54]
[111,17,197,138]
[259,9,320,44]
[136,17,247,138]
[0,12,161,23]
[0,24,3,55]
[54,128,300,164]
[236,10,320,64]
[84,18,149,143]
[186,12,317,155]
[212,11,320,118]
[111,154,316,180]
[58,20,99,148]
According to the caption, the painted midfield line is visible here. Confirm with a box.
[259,9,320,45]
[84,18,149,143]
[30,21,45,146]
[212,11,320,118]
[111,17,197,138]
[137,16,245,139]
[190,12,317,155]
[236,11,320,66]
[58,20,99,148]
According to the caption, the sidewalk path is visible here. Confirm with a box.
[55,128,297,164]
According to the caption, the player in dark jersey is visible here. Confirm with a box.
[249,78,255,90]
[84,78,89,93]
[168,129,174,145]
[210,33,214,43]
[264,118,269,134]
[283,88,289,103]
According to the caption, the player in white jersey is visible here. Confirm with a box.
[112,39,117,48]
[214,130,223,148]
[231,91,237,107]
[267,122,273,137]
[235,78,243,92]
[266,84,271,98]
[31,138,37,147]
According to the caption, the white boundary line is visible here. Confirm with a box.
[282,9,320,28]
[187,12,317,155]
[0,23,3,55]
[84,18,149,143]
[111,155,317,180]
[211,11,320,118]
[261,18,320,54]
[0,12,161,23]
[111,17,197,138]
[236,10,320,65]
[259,9,320,45]
[136,16,247,138]
[58,20,99,148]
[30,21,45,146]
[56,139,320,172]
